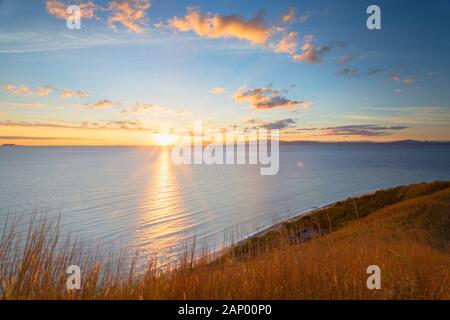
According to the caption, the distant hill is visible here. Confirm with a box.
[279,140,450,145]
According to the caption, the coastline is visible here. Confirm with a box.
[215,188,379,259]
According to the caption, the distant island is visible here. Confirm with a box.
[1,144,18,147]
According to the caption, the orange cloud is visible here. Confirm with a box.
[292,35,330,64]
[60,89,90,98]
[45,0,97,19]
[389,73,414,84]
[281,7,296,23]
[169,7,271,45]
[210,86,225,94]
[35,86,53,96]
[272,31,298,55]
[120,102,155,113]
[120,102,185,116]
[234,86,311,110]
[2,84,33,96]
[82,99,114,109]
[107,0,151,33]
[2,84,54,96]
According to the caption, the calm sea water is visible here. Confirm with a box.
[1,144,450,264]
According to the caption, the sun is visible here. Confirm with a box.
[154,133,178,146]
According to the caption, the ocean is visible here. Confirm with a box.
[1,143,450,264]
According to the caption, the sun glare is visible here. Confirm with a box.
[154,133,178,146]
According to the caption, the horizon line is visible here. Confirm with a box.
[2,139,450,147]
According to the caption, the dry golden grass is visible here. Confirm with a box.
[1,181,449,299]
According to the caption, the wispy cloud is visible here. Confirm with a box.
[280,7,310,24]
[336,67,358,77]
[0,30,130,54]
[1,84,54,96]
[340,54,354,63]
[0,119,155,132]
[322,125,408,136]
[60,89,90,98]
[0,135,87,141]
[1,84,33,96]
[389,73,414,84]
[234,85,310,110]
[81,99,114,109]
[280,7,296,24]
[345,107,450,126]
[120,102,155,114]
[210,86,225,94]
[247,118,296,130]
[120,102,186,116]
[1,102,51,108]
[368,68,382,75]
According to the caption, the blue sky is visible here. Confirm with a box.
[0,0,450,145]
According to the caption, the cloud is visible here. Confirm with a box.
[60,89,90,98]
[0,136,83,141]
[1,84,33,96]
[248,118,296,130]
[35,86,53,96]
[336,67,358,77]
[281,7,296,23]
[169,7,271,45]
[272,31,298,55]
[82,99,114,109]
[46,0,151,33]
[322,125,408,137]
[2,84,54,96]
[292,35,330,64]
[280,7,309,24]
[120,102,185,116]
[46,0,97,19]
[395,88,403,94]
[340,54,354,63]
[389,73,401,82]
[368,68,382,75]
[1,102,49,108]
[107,0,151,33]
[298,14,310,23]
[210,86,225,94]
[234,85,311,110]
[0,119,153,132]
[120,102,155,113]
[389,73,414,84]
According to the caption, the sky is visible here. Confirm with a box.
[0,0,450,145]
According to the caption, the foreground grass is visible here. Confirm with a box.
[1,181,449,299]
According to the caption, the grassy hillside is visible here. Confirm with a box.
[1,181,449,299]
